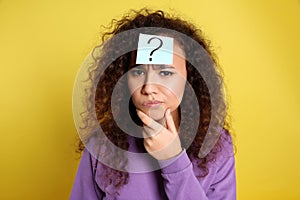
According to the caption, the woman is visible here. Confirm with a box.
[71,8,236,200]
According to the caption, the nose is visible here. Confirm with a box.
[141,84,157,95]
[141,74,158,95]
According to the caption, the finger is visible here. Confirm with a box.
[136,109,153,126]
[165,108,177,133]
[156,118,166,127]
[143,126,160,138]
[136,109,164,136]
[136,109,162,130]
[142,129,151,139]
[143,122,164,138]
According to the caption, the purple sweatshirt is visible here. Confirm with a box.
[70,136,236,200]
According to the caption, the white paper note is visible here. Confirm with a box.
[136,33,174,64]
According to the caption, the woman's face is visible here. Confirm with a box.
[127,42,187,121]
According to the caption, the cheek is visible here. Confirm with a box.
[127,78,138,103]
[127,79,135,95]
[127,77,144,95]
[163,79,186,103]
[164,90,181,108]
[130,90,140,106]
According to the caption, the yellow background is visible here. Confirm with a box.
[1,0,300,199]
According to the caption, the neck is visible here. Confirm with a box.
[171,109,180,131]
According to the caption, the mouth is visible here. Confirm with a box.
[142,100,163,108]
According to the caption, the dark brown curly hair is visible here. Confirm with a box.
[76,8,233,195]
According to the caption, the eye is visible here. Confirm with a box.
[130,69,145,76]
[159,71,174,76]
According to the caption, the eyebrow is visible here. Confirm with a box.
[130,64,175,70]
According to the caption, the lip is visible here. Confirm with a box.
[142,100,163,108]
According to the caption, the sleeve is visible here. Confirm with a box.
[70,149,104,200]
[157,149,236,200]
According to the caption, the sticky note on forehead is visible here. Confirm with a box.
[136,33,174,64]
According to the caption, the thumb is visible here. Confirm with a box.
[165,109,177,133]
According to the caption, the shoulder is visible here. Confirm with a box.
[208,129,235,171]
[208,131,236,186]
[216,130,235,163]
[192,131,236,190]
[193,130,235,176]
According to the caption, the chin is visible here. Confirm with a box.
[144,107,165,121]
[148,113,164,121]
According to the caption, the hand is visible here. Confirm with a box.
[136,108,182,160]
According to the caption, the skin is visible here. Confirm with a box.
[127,41,187,160]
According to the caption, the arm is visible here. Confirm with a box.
[158,149,236,200]
[136,109,236,199]
[70,149,104,200]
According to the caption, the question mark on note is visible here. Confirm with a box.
[147,37,163,61]
[136,33,173,64]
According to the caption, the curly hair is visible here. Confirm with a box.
[76,8,233,195]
